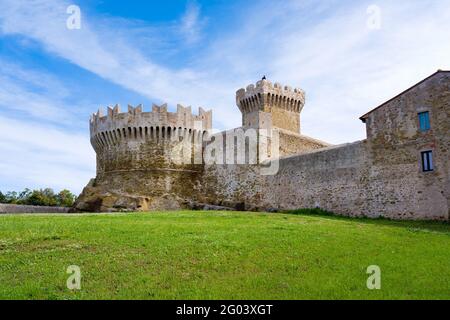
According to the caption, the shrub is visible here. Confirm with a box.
[56,189,77,207]
[285,208,335,216]
[0,188,77,207]
[4,191,18,204]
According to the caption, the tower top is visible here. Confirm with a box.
[89,103,212,138]
[235,79,306,134]
[236,79,305,113]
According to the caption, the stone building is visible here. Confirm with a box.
[79,103,210,211]
[74,70,449,220]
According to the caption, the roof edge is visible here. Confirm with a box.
[359,70,450,122]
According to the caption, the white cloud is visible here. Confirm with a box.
[0,59,92,129]
[0,116,94,193]
[179,1,205,44]
[0,0,235,126]
[0,61,96,193]
[1,0,449,142]
[1,0,450,193]
[202,0,450,142]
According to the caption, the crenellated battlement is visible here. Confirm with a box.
[90,103,212,135]
[236,79,305,115]
[91,103,211,127]
[89,103,212,154]
[236,79,306,134]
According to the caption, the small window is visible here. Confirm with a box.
[421,151,434,172]
[418,112,430,132]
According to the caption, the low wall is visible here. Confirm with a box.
[0,204,70,214]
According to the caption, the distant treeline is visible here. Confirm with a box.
[0,188,77,207]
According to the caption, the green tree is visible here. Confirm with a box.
[5,191,18,204]
[26,190,45,206]
[1,188,76,207]
[57,189,77,207]
[26,189,56,206]
[17,188,32,204]
[42,188,57,206]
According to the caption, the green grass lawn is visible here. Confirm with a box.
[0,211,449,300]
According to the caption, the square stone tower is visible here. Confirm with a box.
[236,79,305,134]
[236,79,329,157]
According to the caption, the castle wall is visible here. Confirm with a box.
[261,142,369,215]
[201,137,448,220]
[201,141,370,216]
[90,104,209,172]
[200,72,449,221]
[75,72,449,220]
[79,168,204,212]
[94,128,204,173]
[278,129,330,156]
[74,104,209,212]
[88,134,205,212]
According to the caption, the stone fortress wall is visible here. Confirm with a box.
[201,71,449,220]
[78,104,211,212]
[74,71,450,220]
[90,103,211,172]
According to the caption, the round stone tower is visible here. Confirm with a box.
[74,103,212,212]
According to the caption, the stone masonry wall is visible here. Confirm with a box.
[74,103,210,212]
[202,137,448,220]
[200,72,449,221]
[201,141,370,216]
[75,72,449,220]
[362,71,449,220]
[0,204,70,214]
[236,80,305,134]
[278,129,330,156]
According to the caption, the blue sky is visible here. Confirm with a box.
[0,0,449,194]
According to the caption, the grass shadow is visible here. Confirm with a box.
[283,208,450,233]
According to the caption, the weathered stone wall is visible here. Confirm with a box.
[362,71,449,220]
[201,141,370,215]
[73,103,210,212]
[262,142,370,215]
[0,204,70,214]
[271,108,301,134]
[278,129,330,156]
[199,72,449,221]
[75,72,449,220]
[201,137,448,220]
[236,80,305,134]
